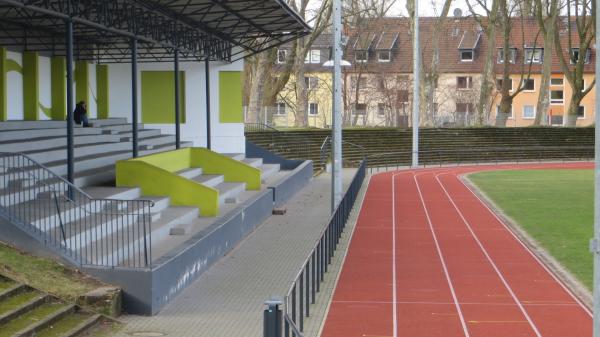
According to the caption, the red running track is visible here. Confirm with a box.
[321,163,593,337]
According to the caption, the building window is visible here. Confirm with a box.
[398,90,409,103]
[460,49,474,62]
[551,115,564,125]
[550,89,564,104]
[305,76,319,90]
[275,102,287,116]
[524,48,543,64]
[378,50,391,62]
[496,78,513,91]
[377,103,386,116]
[305,49,321,64]
[456,76,473,90]
[521,78,535,91]
[523,105,535,119]
[353,103,367,115]
[578,106,585,119]
[456,102,474,113]
[355,50,368,63]
[496,104,514,119]
[571,48,591,64]
[309,103,319,116]
[351,77,367,90]
[277,49,287,64]
[497,48,517,64]
[550,78,564,86]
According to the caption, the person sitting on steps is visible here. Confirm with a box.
[73,101,90,127]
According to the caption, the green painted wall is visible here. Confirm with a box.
[141,71,186,124]
[22,52,39,121]
[219,71,243,123]
[96,64,109,119]
[0,48,6,121]
[51,57,66,120]
[75,61,89,105]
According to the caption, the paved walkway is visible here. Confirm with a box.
[119,169,360,337]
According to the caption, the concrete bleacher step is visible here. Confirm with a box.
[192,174,224,188]
[222,153,245,161]
[0,133,120,153]
[177,168,203,179]
[0,120,73,131]
[260,164,281,182]
[98,123,144,133]
[216,182,246,205]
[119,129,162,140]
[87,118,128,127]
[25,142,133,165]
[93,206,200,266]
[242,158,263,168]
[0,126,100,142]
[140,135,180,148]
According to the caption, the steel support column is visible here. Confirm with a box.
[411,1,420,168]
[331,0,343,212]
[65,19,74,186]
[592,1,600,336]
[131,38,139,158]
[174,49,181,149]
[205,58,212,150]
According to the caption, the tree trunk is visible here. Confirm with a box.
[565,93,583,127]
[495,96,512,127]
[534,6,557,126]
[294,61,308,127]
[246,52,270,123]
[476,10,497,125]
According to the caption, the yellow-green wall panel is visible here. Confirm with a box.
[141,71,186,124]
[22,51,39,121]
[0,48,6,121]
[219,71,243,123]
[51,57,66,120]
[96,64,109,119]
[75,61,89,105]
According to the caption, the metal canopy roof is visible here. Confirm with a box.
[0,0,311,63]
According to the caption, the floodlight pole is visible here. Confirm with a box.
[331,0,343,212]
[411,1,420,168]
[593,1,600,335]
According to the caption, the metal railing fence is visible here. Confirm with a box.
[281,159,366,337]
[319,135,367,169]
[0,152,154,269]
[245,123,320,162]
[366,145,594,173]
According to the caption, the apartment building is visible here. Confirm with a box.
[270,15,595,128]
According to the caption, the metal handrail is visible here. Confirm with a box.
[281,160,367,337]
[0,152,155,268]
[319,136,367,169]
[244,123,280,133]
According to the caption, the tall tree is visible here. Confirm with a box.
[553,0,595,126]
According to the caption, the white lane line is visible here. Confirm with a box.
[435,173,543,337]
[333,300,579,306]
[413,173,471,337]
[459,173,593,318]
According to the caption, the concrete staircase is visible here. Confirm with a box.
[0,275,114,337]
[0,118,192,187]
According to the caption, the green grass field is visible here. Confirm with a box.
[468,169,593,290]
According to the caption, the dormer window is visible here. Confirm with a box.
[460,49,474,62]
[305,49,321,64]
[378,50,391,62]
[277,49,287,64]
[497,48,517,64]
[571,48,591,64]
[355,50,368,63]
[524,48,543,64]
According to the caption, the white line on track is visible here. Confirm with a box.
[391,173,400,337]
[459,174,593,318]
[413,172,471,337]
[435,172,543,337]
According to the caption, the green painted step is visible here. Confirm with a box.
[0,290,41,316]
[35,312,96,337]
[0,301,68,337]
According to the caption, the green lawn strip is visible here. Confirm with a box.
[0,290,41,315]
[35,312,92,337]
[468,169,593,289]
[0,301,68,337]
[0,242,106,302]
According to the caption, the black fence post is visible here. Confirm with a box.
[264,298,283,337]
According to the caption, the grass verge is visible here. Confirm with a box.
[469,169,593,290]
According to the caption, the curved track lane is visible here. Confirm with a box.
[321,163,592,337]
